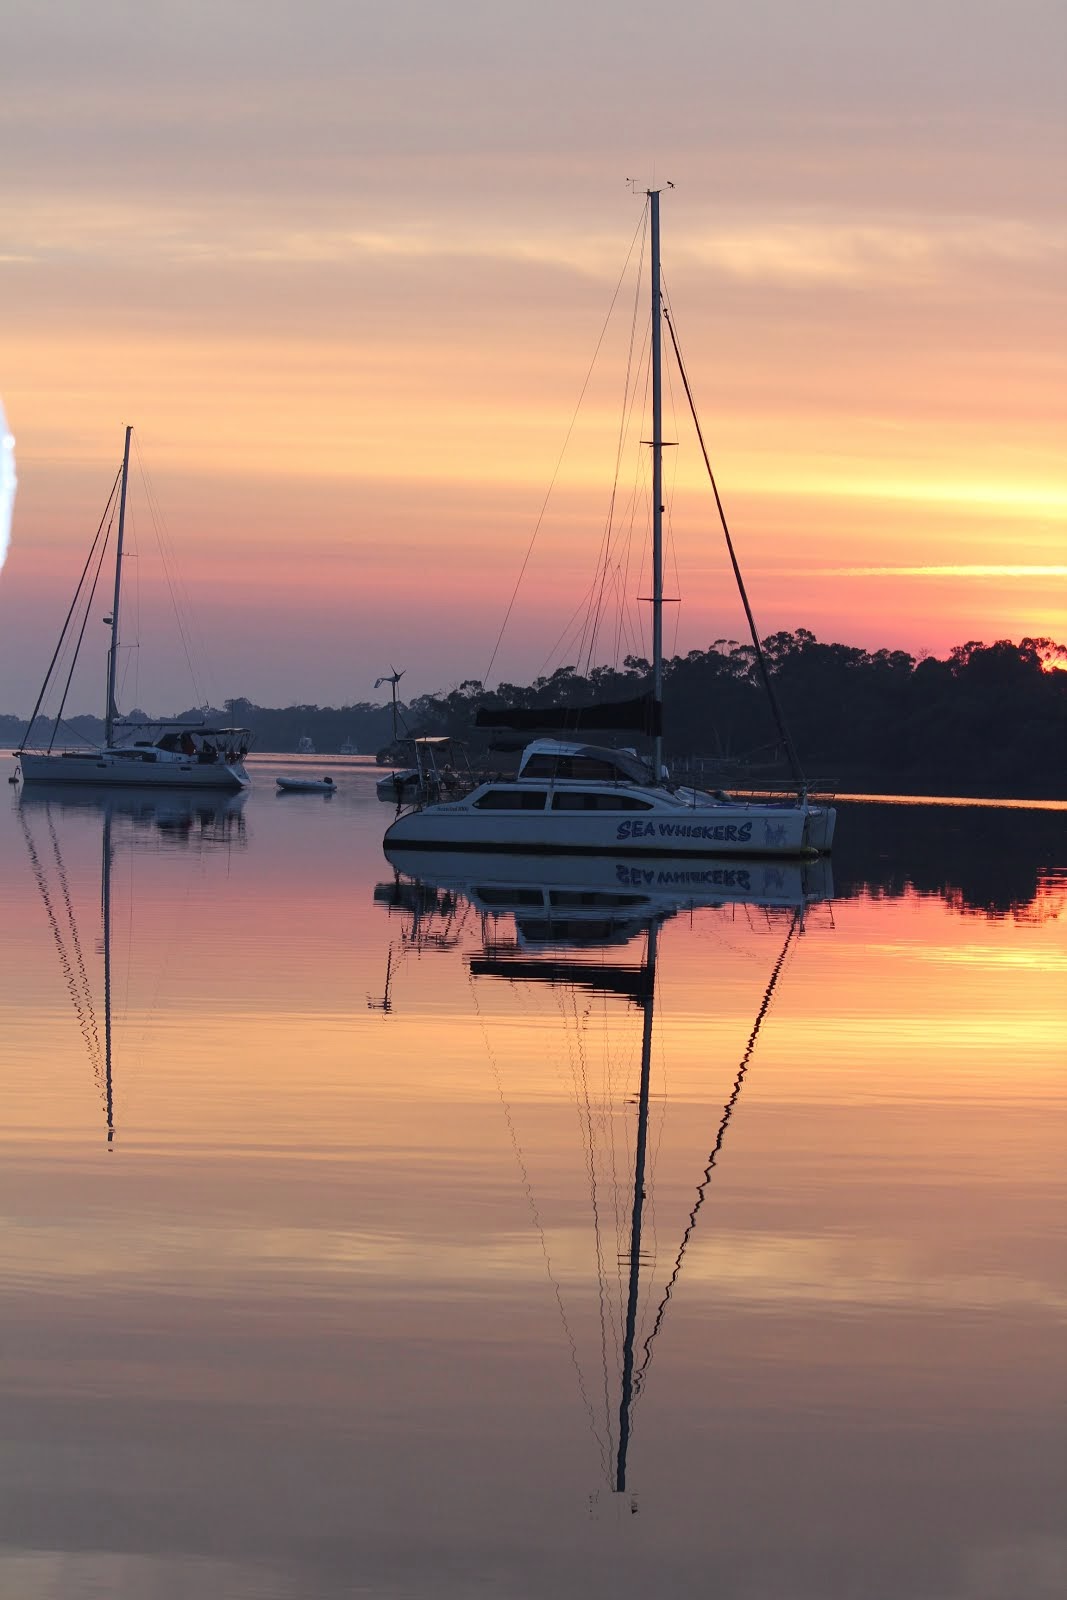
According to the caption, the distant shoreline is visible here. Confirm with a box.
[4,749,1064,808]
[4,631,1065,803]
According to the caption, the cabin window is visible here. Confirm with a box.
[522,754,626,782]
[550,791,653,811]
[548,890,646,909]
[473,788,548,811]
[476,887,545,907]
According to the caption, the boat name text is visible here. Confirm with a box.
[615,864,751,890]
[615,820,753,843]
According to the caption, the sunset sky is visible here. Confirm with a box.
[1,0,1064,716]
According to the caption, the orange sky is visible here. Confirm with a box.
[0,1,1064,714]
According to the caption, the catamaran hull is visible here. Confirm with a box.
[803,806,837,853]
[384,802,832,858]
[19,753,250,791]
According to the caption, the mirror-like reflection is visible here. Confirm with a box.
[379,848,830,1506]
[832,796,1066,920]
[1,767,1063,1599]
[16,785,247,1146]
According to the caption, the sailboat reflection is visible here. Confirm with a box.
[378,848,833,1501]
[17,785,247,1141]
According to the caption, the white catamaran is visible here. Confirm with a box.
[385,191,835,860]
[16,427,251,792]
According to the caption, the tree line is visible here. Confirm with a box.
[4,631,1064,797]
[391,631,1067,797]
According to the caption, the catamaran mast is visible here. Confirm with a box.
[649,191,664,780]
[615,916,658,1493]
[105,425,133,748]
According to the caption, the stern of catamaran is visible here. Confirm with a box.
[803,805,836,853]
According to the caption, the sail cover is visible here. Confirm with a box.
[475,693,661,736]
[470,955,653,1004]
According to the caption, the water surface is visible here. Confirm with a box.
[1,755,1064,1598]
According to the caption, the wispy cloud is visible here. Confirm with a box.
[684,217,1066,287]
[747,476,1067,518]
[769,565,1067,579]
[6,200,1064,284]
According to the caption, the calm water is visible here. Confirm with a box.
[1,754,1064,1600]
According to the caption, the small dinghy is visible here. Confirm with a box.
[276,776,336,794]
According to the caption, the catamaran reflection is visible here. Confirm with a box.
[383,846,833,937]
[376,849,833,1503]
[17,786,247,1141]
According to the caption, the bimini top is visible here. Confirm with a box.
[131,727,250,751]
[516,739,654,786]
[115,722,252,738]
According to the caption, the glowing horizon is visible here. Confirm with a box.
[0,1,1063,713]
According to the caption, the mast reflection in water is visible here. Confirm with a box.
[18,785,247,1145]
[377,847,833,1503]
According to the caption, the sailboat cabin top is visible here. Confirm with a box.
[515,740,654,787]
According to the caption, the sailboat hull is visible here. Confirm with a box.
[19,751,250,791]
[384,797,831,858]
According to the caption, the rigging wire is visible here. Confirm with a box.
[482,210,648,690]
[536,574,615,680]
[17,470,121,751]
[47,501,119,750]
[611,446,648,671]
[468,969,613,1480]
[579,221,649,677]
[17,805,105,1107]
[589,324,653,678]
[631,908,803,1402]
[623,344,655,668]
[662,343,684,664]
[560,982,619,1468]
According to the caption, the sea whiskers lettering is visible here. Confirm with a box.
[616,864,752,890]
[615,820,753,843]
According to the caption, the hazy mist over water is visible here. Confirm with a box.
[1,756,1064,1599]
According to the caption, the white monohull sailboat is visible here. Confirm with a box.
[384,192,835,860]
[16,427,251,791]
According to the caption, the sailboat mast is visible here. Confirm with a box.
[649,191,664,779]
[105,425,133,747]
[615,917,658,1493]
